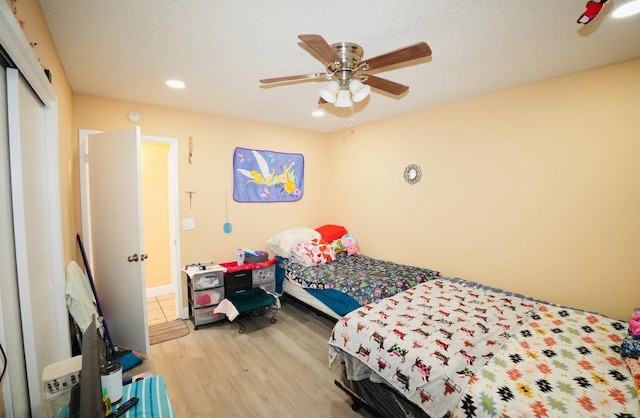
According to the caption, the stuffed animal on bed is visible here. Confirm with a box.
[630,309,640,340]
[577,0,608,24]
[341,234,360,256]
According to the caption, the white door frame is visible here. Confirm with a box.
[79,130,184,320]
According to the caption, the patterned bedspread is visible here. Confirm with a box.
[450,304,640,417]
[328,278,640,417]
[282,253,440,306]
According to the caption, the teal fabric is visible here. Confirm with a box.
[120,375,175,417]
[227,288,276,313]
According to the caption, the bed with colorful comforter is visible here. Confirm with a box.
[329,277,640,417]
[278,252,441,317]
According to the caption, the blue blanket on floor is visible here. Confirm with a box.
[304,288,360,317]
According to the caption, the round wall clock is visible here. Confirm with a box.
[403,164,422,185]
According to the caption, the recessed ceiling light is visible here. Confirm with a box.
[311,110,325,117]
[612,0,640,17]
[166,79,186,89]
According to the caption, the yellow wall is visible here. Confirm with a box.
[71,96,330,266]
[327,59,640,320]
[70,59,639,320]
[141,141,171,288]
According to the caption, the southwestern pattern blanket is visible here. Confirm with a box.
[329,278,640,417]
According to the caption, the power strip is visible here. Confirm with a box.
[42,355,82,397]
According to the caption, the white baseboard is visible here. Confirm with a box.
[146,285,173,298]
[179,307,189,319]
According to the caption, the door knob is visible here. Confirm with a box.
[140,253,149,261]
[127,253,139,262]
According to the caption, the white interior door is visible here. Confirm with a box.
[87,126,150,355]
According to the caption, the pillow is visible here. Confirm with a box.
[290,238,336,267]
[266,226,320,258]
[315,224,348,242]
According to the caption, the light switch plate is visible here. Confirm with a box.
[182,218,195,230]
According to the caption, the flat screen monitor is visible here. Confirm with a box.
[69,315,103,418]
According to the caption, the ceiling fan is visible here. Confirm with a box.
[260,34,432,108]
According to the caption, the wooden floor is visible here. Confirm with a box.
[130,297,372,418]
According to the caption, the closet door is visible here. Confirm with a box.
[0,56,27,418]
[1,3,64,416]
[7,68,67,416]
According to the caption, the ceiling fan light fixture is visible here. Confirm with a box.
[612,0,640,17]
[349,79,371,103]
[335,89,352,108]
[319,80,340,103]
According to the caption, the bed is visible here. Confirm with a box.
[277,252,441,320]
[328,276,640,417]
[269,225,441,320]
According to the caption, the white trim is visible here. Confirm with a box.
[79,129,100,268]
[0,2,56,107]
[0,61,16,418]
[146,285,174,298]
[41,100,69,358]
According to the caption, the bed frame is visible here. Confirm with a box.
[334,363,429,418]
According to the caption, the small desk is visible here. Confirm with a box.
[120,375,175,417]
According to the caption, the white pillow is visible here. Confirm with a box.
[266,226,320,258]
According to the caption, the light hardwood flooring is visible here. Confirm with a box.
[133,297,372,417]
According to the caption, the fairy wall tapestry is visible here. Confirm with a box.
[233,147,304,203]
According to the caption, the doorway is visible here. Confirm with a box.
[78,130,184,331]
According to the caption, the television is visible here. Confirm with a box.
[69,315,104,418]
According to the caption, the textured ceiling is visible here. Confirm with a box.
[39,0,640,133]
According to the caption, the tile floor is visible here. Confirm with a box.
[146,293,176,326]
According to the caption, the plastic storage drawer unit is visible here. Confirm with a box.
[191,269,224,290]
[225,270,252,296]
[252,264,275,286]
[195,305,225,325]
[192,286,225,308]
[252,264,275,293]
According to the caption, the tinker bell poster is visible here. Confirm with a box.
[233,147,304,202]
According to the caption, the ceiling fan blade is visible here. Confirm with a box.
[298,34,340,65]
[363,75,409,96]
[363,42,432,71]
[260,72,331,84]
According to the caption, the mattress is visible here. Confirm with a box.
[278,253,440,318]
[282,278,341,320]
